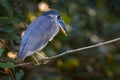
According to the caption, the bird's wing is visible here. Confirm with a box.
[18,15,59,60]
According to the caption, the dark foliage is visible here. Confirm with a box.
[0,0,120,80]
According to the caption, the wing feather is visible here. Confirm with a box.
[18,15,59,60]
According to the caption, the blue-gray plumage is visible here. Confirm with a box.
[18,10,67,60]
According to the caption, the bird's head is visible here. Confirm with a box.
[42,10,67,36]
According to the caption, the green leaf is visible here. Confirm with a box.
[0,26,16,33]
[0,0,13,20]
[0,0,13,16]
[0,16,12,21]
[10,33,20,44]
[16,70,24,80]
[0,48,4,56]
[0,62,15,68]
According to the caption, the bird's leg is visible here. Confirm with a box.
[31,55,41,65]
[36,52,49,64]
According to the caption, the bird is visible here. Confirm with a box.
[18,10,67,63]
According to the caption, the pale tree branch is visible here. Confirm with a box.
[15,37,120,67]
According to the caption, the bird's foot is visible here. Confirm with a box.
[31,55,41,65]
[40,57,49,64]
[32,52,49,65]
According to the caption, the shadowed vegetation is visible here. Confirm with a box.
[0,0,120,80]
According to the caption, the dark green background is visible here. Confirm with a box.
[0,0,120,80]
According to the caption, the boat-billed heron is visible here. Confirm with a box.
[18,10,67,63]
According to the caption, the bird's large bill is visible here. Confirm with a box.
[57,19,67,36]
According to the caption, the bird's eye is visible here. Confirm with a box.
[57,16,61,19]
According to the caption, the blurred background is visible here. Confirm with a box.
[0,0,120,80]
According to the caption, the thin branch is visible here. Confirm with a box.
[15,37,120,67]
[48,37,120,60]
[15,62,34,67]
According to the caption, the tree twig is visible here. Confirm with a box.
[15,37,120,67]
